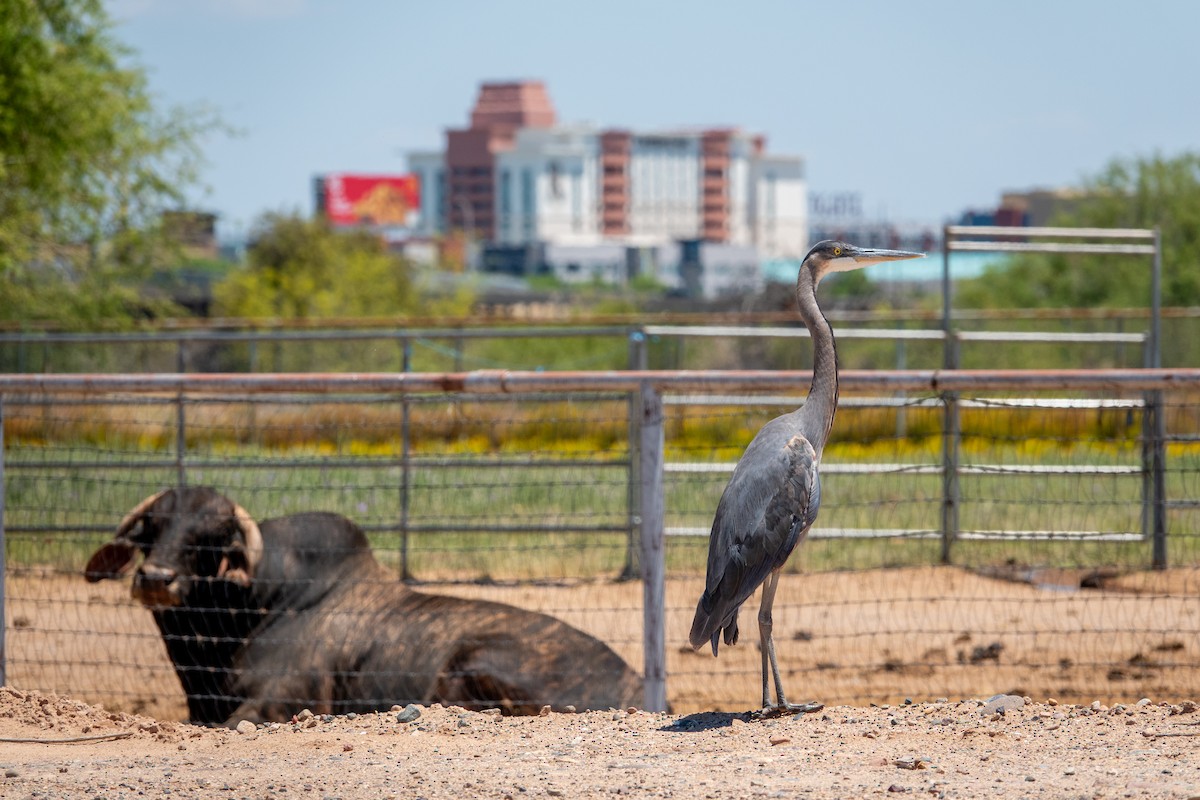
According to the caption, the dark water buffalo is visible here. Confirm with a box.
[85,486,643,725]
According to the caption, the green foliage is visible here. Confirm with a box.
[822,268,875,304]
[0,0,220,327]
[214,213,426,320]
[958,151,1200,309]
[628,273,666,294]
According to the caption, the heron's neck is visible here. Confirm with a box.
[796,265,838,454]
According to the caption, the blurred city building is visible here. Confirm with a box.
[407,80,806,298]
[957,187,1084,228]
[162,211,219,261]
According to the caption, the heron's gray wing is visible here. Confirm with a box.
[701,433,820,617]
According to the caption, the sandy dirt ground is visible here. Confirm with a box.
[2,686,1200,799]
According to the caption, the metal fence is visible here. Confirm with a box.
[0,321,1160,376]
[2,368,1199,717]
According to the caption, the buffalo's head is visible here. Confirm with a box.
[85,486,264,607]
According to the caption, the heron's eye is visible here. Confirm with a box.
[833,246,842,256]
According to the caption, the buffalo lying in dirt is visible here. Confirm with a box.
[85,486,643,725]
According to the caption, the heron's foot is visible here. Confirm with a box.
[752,700,824,719]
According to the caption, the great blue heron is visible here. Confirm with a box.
[688,240,925,713]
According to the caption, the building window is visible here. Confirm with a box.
[572,170,582,232]
[550,161,563,199]
[499,169,511,236]
[522,168,536,239]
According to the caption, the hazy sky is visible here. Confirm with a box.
[107,0,1200,240]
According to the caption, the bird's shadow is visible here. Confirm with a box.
[659,702,825,733]
[660,711,749,733]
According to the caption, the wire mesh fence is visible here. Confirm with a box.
[2,369,1199,720]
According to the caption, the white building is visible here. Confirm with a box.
[410,82,807,297]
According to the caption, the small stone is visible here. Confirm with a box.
[481,708,502,717]
[539,705,552,717]
[5,769,17,778]
[1137,698,1152,707]
[564,705,577,713]
[1047,698,1059,706]
[235,720,257,735]
[342,743,353,752]
[295,709,314,721]
[138,721,159,734]
[395,704,421,724]
[981,695,1025,716]
[626,707,638,715]
[769,735,790,746]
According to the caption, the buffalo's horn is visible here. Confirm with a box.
[230,502,264,576]
[115,490,170,538]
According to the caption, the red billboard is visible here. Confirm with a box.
[319,173,420,228]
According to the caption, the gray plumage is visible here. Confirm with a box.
[688,240,924,712]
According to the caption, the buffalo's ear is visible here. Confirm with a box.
[216,551,252,586]
[84,541,139,582]
[215,502,262,587]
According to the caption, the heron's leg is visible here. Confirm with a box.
[757,569,783,709]
[756,569,824,718]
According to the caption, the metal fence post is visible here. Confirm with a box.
[638,381,667,712]
[894,336,908,439]
[1150,228,1168,569]
[941,331,960,564]
[246,339,260,445]
[941,226,953,369]
[400,337,414,581]
[175,345,187,488]
[1149,388,1168,569]
[941,392,960,565]
[0,396,7,687]
[621,330,648,581]
[1140,339,1153,552]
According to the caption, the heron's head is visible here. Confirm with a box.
[804,240,924,285]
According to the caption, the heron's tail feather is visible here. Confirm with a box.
[689,592,740,657]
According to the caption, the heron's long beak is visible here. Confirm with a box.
[847,246,925,267]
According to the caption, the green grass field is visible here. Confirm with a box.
[5,432,1197,583]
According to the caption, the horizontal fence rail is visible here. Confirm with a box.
[3,367,1198,716]
[2,367,1198,394]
